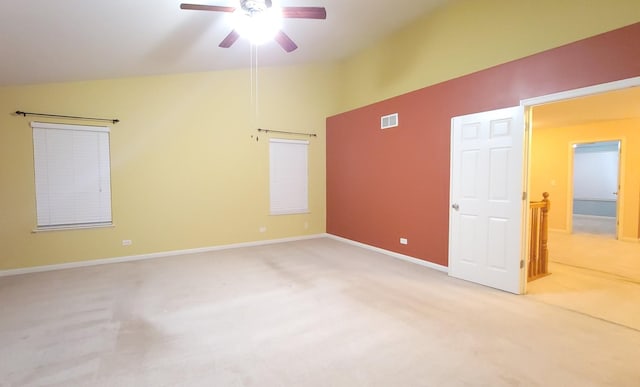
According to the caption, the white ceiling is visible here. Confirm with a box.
[0,0,447,86]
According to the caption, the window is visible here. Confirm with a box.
[269,139,309,215]
[31,122,112,229]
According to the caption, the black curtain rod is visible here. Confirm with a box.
[15,111,119,124]
[257,128,317,137]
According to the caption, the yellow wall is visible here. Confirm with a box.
[336,0,640,111]
[2,0,640,270]
[0,64,338,270]
[530,118,640,240]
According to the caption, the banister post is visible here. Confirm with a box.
[540,192,550,274]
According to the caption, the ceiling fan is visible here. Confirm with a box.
[180,0,327,52]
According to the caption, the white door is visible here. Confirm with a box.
[449,106,525,294]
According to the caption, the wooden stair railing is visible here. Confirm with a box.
[528,192,551,282]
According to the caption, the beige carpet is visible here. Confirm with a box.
[526,231,640,331]
[526,262,640,331]
[1,238,639,386]
[572,214,617,236]
[546,231,640,280]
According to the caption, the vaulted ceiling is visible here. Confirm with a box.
[0,0,447,86]
[3,0,638,124]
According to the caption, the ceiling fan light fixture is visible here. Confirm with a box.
[233,7,282,45]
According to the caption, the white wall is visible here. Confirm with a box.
[573,145,619,201]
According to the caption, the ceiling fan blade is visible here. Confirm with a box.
[180,3,235,12]
[274,30,298,53]
[219,30,241,48]
[281,7,327,19]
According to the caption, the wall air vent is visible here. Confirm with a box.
[381,113,399,129]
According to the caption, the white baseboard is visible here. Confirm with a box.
[326,234,448,273]
[0,234,327,278]
[572,214,616,220]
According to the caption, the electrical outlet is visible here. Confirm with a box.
[304,221,309,230]
[400,238,408,245]
[259,226,267,233]
[122,239,132,246]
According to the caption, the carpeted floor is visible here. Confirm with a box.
[572,214,617,236]
[526,231,640,331]
[1,237,639,386]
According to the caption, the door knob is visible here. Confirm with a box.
[452,203,460,211]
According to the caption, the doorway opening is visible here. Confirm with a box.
[522,78,640,331]
[571,140,620,238]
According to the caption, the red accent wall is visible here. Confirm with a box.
[327,22,640,266]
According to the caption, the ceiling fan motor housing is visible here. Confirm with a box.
[179,1,325,52]
[240,0,272,14]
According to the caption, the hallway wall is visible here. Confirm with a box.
[531,118,640,240]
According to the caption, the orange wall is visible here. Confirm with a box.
[530,119,640,240]
[326,23,640,266]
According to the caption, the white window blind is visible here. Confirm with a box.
[31,121,112,229]
[269,139,309,215]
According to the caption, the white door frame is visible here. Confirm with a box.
[519,76,640,292]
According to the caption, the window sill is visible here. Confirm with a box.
[32,223,114,233]
[270,210,311,216]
